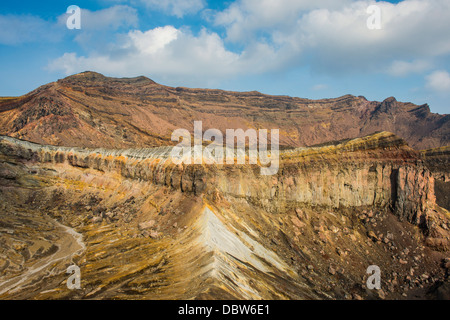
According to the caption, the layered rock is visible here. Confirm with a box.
[0,72,448,150]
[0,132,449,300]
[421,146,450,211]
[421,146,450,181]
[0,132,438,227]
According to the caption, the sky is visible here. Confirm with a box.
[0,0,449,114]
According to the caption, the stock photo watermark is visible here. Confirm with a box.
[367,5,382,30]
[366,265,381,290]
[66,264,81,290]
[66,5,81,30]
[65,4,380,31]
[170,121,279,176]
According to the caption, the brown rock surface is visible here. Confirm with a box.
[0,132,448,300]
[421,146,450,211]
[0,71,448,150]
[0,72,448,300]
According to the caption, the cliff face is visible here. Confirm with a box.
[421,146,450,211]
[0,71,448,150]
[0,132,449,300]
[421,146,450,182]
[0,132,436,226]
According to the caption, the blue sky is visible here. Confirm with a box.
[0,0,449,114]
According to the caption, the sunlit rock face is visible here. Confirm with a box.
[0,72,448,151]
[421,146,450,212]
[0,132,449,300]
[1,132,436,224]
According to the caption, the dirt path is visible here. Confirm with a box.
[0,218,85,296]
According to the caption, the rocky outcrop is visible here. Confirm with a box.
[0,73,448,301]
[421,146,450,182]
[0,71,448,150]
[0,131,449,300]
[0,132,438,227]
[394,166,435,226]
[421,146,450,211]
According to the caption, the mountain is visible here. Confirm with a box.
[0,72,449,300]
[0,132,449,299]
[0,71,448,150]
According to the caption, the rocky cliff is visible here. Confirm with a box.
[0,132,449,300]
[0,71,448,150]
[421,146,450,211]
[0,132,437,226]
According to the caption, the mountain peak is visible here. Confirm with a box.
[383,96,397,103]
[58,71,157,86]
[68,71,106,79]
[372,96,400,115]
[0,73,447,150]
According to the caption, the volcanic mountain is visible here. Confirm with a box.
[0,71,448,150]
[0,72,449,300]
[0,132,449,299]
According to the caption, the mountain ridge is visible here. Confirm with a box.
[1,129,449,299]
[0,71,448,150]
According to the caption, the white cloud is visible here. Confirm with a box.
[127,27,178,54]
[312,84,328,91]
[82,5,138,30]
[48,26,242,85]
[0,14,62,45]
[57,5,138,31]
[215,0,450,74]
[56,5,140,52]
[425,70,450,92]
[0,6,138,46]
[215,0,352,43]
[139,0,205,18]
[386,60,432,77]
[48,0,450,88]
[48,20,299,87]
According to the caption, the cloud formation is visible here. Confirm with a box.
[48,26,240,85]
[214,0,353,43]
[386,60,432,77]
[0,14,62,45]
[0,5,139,46]
[45,0,450,99]
[425,70,450,93]
[78,5,138,31]
[102,0,206,17]
[140,0,205,18]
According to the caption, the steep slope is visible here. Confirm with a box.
[0,71,448,150]
[421,146,450,211]
[0,132,449,299]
